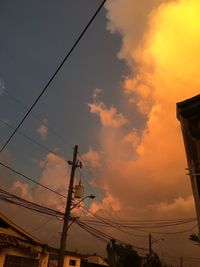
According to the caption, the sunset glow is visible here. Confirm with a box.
[1,0,200,266]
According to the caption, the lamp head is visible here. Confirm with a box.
[88,194,95,199]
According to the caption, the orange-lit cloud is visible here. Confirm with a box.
[88,101,127,128]
[82,148,102,168]
[10,153,71,212]
[89,0,200,223]
[34,153,70,211]
[105,0,166,63]
[154,196,195,218]
[10,181,33,202]
[90,194,121,214]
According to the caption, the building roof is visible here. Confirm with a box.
[0,211,44,245]
[177,94,200,120]
[48,246,86,260]
[0,233,36,249]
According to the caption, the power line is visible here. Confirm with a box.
[78,208,197,237]
[127,223,198,235]
[77,152,120,222]
[74,219,149,251]
[0,118,68,161]
[30,217,54,233]
[0,160,196,236]
[78,150,199,237]
[79,205,147,238]
[0,187,64,218]
[1,186,198,263]
[79,210,196,228]
[0,187,148,252]
[3,88,74,150]
[0,161,67,199]
[0,0,107,153]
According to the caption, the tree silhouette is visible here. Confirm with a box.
[107,239,141,267]
[189,233,200,245]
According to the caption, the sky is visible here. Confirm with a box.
[0,0,200,266]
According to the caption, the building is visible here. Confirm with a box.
[0,211,49,267]
[0,211,109,267]
[48,248,83,267]
[48,249,109,267]
[177,94,200,233]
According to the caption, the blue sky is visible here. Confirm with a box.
[0,0,130,177]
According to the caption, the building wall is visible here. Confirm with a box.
[177,96,200,233]
[64,255,81,267]
[0,247,49,267]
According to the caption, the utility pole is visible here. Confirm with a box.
[58,145,81,267]
[180,256,183,267]
[149,234,152,255]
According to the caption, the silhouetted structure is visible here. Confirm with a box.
[106,239,141,267]
[177,94,200,233]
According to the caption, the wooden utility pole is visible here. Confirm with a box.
[180,256,183,267]
[149,234,152,255]
[58,145,81,267]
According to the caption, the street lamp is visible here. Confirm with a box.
[68,194,95,230]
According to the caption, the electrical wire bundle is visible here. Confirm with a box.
[0,188,64,219]
[0,186,199,259]
[74,219,148,252]
[80,216,197,231]
[78,205,197,235]
[0,187,147,251]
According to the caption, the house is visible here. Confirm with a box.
[48,248,83,267]
[48,248,109,267]
[0,211,109,267]
[177,94,200,233]
[0,212,49,267]
[81,255,109,267]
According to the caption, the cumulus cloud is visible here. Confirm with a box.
[154,196,195,218]
[122,130,141,150]
[10,152,71,212]
[82,148,102,168]
[10,181,33,202]
[1,152,79,249]
[33,153,71,211]
[90,194,121,214]
[105,0,166,64]
[37,118,48,140]
[89,0,200,225]
[88,101,127,128]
